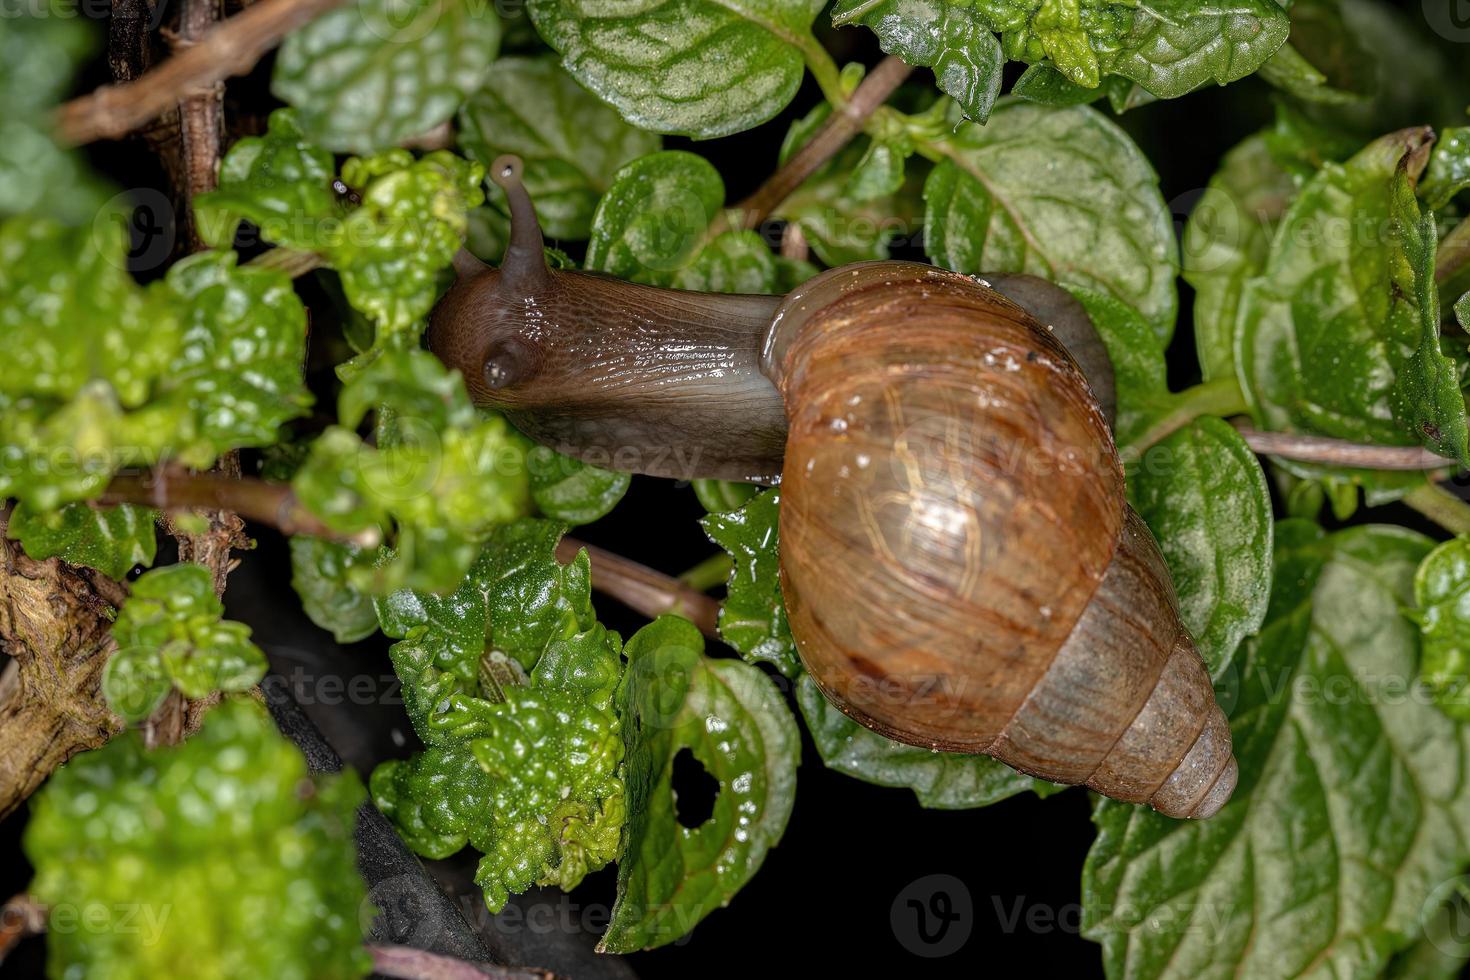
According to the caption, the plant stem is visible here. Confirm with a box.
[55,0,346,144]
[176,0,224,252]
[98,470,377,547]
[557,539,721,639]
[731,54,912,231]
[1405,483,1470,535]
[0,894,46,964]
[678,552,733,592]
[796,35,848,109]
[1234,427,1453,470]
[1118,378,1250,463]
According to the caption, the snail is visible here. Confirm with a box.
[429,155,1237,820]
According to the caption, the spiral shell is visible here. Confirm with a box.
[765,264,1236,819]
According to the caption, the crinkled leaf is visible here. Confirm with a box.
[1083,521,1470,980]
[1129,417,1273,678]
[9,502,157,580]
[1237,127,1441,493]
[602,616,799,952]
[272,0,501,154]
[700,489,799,678]
[25,699,369,979]
[1388,168,1469,467]
[374,621,626,911]
[1105,0,1289,99]
[527,446,630,526]
[796,671,1061,808]
[104,564,267,722]
[924,99,1178,341]
[291,351,532,594]
[159,250,313,454]
[457,56,661,240]
[831,0,1003,123]
[1413,536,1470,721]
[374,519,595,735]
[672,230,782,293]
[1182,133,1298,382]
[526,0,827,139]
[289,537,380,643]
[1422,127,1470,211]
[193,109,343,249]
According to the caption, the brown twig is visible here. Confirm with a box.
[731,55,912,231]
[0,894,46,965]
[1233,425,1455,470]
[367,944,558,980]
[558,538,721,639]
[175,0,226,251]
[56,0,346,145]
[780,222,810,262]
[97,470,379,547]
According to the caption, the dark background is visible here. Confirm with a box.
[2,0,1465,976]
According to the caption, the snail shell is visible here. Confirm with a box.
[429,156,1236,819]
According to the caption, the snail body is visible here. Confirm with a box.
[430,157,1236,819]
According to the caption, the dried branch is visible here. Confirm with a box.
[367,943,559,980]
[175,0,226,251]
[1234,426,1454,470]
[732,55,912,231]
[56,0,346,145]
[558,538,721,639]
[0,525,122,819]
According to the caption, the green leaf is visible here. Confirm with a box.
[1083,521,1470,980]
[0,11,110,223]
[527,445,631,526]
[159,250,314,454]
[104,564,268,723]
[585,151,724,284]
[1458,292,1470,332]
[291,351,532,594]
[289,537,380,643]
[1068,287,1169,447]
[374,620,626,912]
[672,229,784,293]
[924,99,1178,342]
[9,502,157,580]
[375,519,595,728]
[1182,133,1298,383]
[25,699,369,979]
[796,672,1061,808]
[457,56,661,241]
[272,0,501,153]
[1422,127,1470,211]
[692,479,760,513]
[1129,417,1273,677]
[831,0,1003,123]
[1105,0,1290,99]
[700,489,800,679]
[1237,127,1441,490]
[193,109,343,249]
[1412,536,1470,721]
[1388,168,1470,467]
[602,616,799,952]
[1258,0,1374,105]
[526,0,827,139]
[1010,63,1106,106]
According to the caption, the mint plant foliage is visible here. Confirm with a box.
[24,699,370,980]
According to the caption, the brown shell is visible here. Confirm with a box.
[767,264,1236,819]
